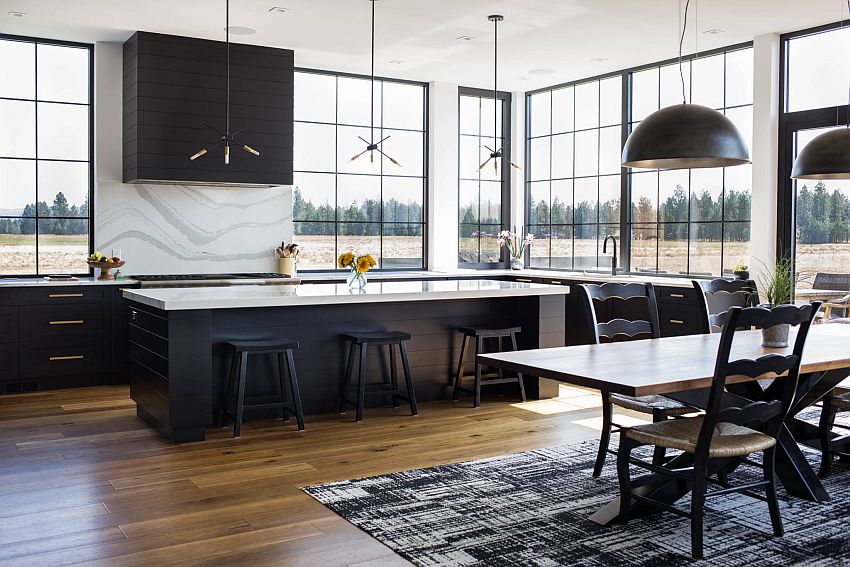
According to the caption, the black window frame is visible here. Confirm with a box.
[525,40,754,278]
[777,20,850,262]
[457,86,513,269]
[291,67,429,272]
[0,33,95,278]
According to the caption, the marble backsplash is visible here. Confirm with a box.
[95,182,292,275]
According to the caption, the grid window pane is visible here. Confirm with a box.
[787,26,850,112]
[660,62,690,109]
[574,129,599,177]
[479,224,501,263]
[726,49,753,107]
[0,39,92,275]
[631,68,659,122]
[691,54,724,109]
[598,126,621,175]
[551,180,573,225]
[293,71,426,269]
[528,181,550,225]
[528,225,550,268]
[529,91,551,137]
[600,77,622,127]
[551,133,574,179]
[574,81,599,131]
[549,225,573,269]
[551,87,574,133]
[529,136,551,181]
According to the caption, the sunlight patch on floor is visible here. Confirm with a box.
[570,414,651,432]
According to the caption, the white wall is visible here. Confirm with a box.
[93,42,292,275]
[750,33,781,282]
[427,82,459,271]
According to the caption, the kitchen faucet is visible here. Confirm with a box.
[603,235,619,276]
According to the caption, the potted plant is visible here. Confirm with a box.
[732,262,749,281]
[498,228,534,270]
[759,255,794,347]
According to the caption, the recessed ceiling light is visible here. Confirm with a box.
[514,77,528,81]
[8,11,26,18]
[590,57,609,63]
[456,35,474,41]
[528,68,554,76]
[703,28,725,34]
[225,26,257,35]
[268,6,289,13]
[387,59,407,65]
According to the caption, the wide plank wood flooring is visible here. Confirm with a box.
[0,385,617,566]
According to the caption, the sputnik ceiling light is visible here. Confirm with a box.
[190,0,260,165]
[478,14,521,176]
[621,0,750,169]
[791,0,850,179]
[350,0,400,167]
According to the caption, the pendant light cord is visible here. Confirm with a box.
[678,0,690,105]
[845,0,850,128]
[494,16,499,151]
[370,0,376,142]
[226,0,230,135]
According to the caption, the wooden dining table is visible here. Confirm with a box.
[478,323,850,525]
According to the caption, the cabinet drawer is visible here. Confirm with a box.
[20,304,109,341]
[0,288,21,305]
[22,286,109,305]
[659,306,704,337]
[21,343,110,378]
[129,305,168,338]
[0,343,19,380]
[0,306,19,343]
[656,286,698,305]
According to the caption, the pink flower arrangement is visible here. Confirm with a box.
[498,228,535,259]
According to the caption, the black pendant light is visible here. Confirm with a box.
[350,0,400,166]
[190,0,260,165]
[621,0,749,170]
[477,14,521,175]
[791,1,850,179]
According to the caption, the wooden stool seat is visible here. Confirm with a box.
[339,330,418,422]
[452,326,526,408]
[220,338,305,437]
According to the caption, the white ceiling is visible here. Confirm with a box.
[0,0,845,91]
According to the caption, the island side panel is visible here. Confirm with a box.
[209,295,566,417]
[517,293,566,399]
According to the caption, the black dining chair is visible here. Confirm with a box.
[578,282,696,478]
[693,278,760,334]
[817,387,850,478]
[617,302,821,559]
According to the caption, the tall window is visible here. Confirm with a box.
[458,89,511,266]
[525,44,753,276]
[527,76,622,270]
[780,23,850,297]
[0,35,92,275]
[292,70,427,270]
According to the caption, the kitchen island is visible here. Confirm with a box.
[124,280,569,442]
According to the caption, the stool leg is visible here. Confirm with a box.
[473,336,484,408]
[275,352,289,423]
[339,342,355,413]
[497,336,505,382]
[399,341,418,416]
[284,349,305,431]
[356,343,368,422]
[452,334,469,401]
[220,349,237,427]
[511,331,527,402]
[389,344,400,408]
[233,351,249,438]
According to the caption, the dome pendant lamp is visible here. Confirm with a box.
[621,0,750,170]
[791,1,850,179]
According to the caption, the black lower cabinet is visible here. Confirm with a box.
[0,284,137,394]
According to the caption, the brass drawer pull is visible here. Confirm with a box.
[516,278,533,283]
[669,319,685,324]
[669,293,685,299]
[550,280,562,285]
[49,320,84,325]
[48,293,84,298]
[49,355,84,361]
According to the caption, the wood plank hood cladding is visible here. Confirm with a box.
[123,32,294,187]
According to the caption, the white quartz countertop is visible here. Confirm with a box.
[0,277,137,287]
[123,279,570,311]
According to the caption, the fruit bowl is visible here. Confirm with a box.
[87,260,125,280]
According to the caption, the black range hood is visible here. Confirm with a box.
[122,32,294,187]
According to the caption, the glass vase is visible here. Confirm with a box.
[347,269,368,289]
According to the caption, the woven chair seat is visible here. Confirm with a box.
[610,393,694,416]
[832,389,850,412]
[625,416,775,458]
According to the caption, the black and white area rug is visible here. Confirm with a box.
[304,425,850,565]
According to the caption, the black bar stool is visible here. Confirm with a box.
[338,330,418,422]
[220,338,305,437]
[452,326,526,407]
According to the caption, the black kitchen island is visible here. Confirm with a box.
[124,280,569,442]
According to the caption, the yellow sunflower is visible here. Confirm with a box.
[356,256,374,272]
[338,252,355,268]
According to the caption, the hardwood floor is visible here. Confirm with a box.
[0,384,617,566]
